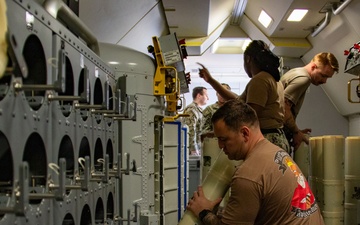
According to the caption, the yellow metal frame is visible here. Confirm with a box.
[152,36,178,95]
[348,76,360,103]
[152,36,189,121]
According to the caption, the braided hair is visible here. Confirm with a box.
[244,40,280,81]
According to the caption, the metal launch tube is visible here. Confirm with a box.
[178,150,238,225]
[201,137,222,181]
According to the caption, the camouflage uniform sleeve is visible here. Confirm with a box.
[201,107,213,134]
[182,108,198,152]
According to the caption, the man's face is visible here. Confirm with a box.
[311,62,335,86]
[198,89,209,106]
[213,119,246,160]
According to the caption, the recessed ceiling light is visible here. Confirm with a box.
[212,38,251,54]
[287,9,308,22]
[258,10,273,28]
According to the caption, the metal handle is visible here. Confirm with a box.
[348,77,360,103]
[43,0,100,55]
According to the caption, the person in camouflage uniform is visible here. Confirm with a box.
[201,83,231,138]
[183,86,209,155]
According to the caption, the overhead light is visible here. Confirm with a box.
[212,38,251,54]
[287,9,308,22]
[258,10,273,28]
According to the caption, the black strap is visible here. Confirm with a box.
[199,209,212,222]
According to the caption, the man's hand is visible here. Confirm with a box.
[186,186,222,218]
[301,128,312,135]
[292,128,311,150]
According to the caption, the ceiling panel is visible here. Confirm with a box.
[163,0,211,36]
[161,0,350,57]
[270,0,334,38]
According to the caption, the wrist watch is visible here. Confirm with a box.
[199,209,212,222]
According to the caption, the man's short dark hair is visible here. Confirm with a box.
[211,99,258,132]
[192,86,207,100]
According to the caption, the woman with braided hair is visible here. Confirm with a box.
[198,40,290,152]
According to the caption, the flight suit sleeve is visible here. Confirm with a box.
[201,107,213,134]
[182,108,198,152]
